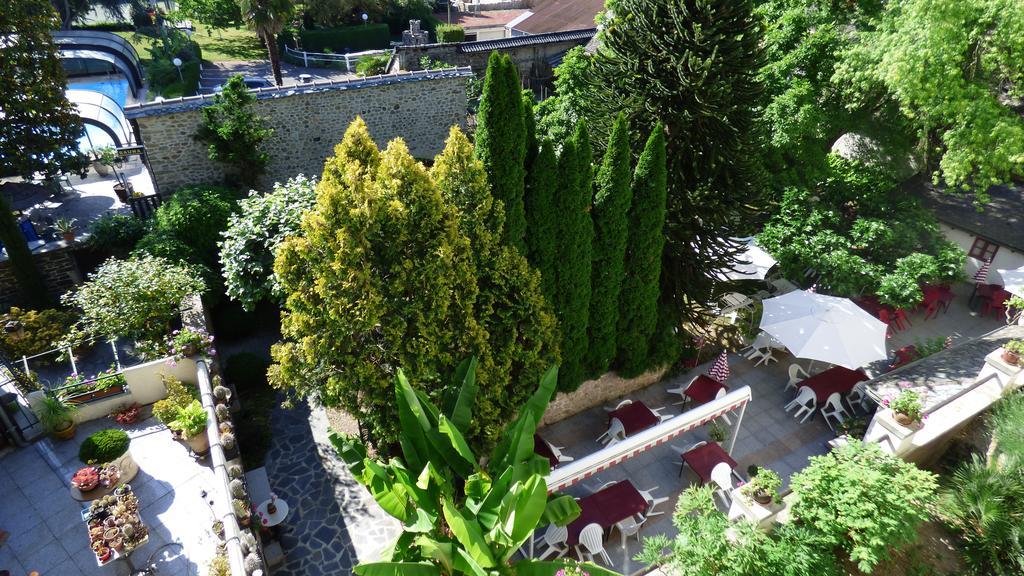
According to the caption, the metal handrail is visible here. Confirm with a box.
[282,45,391,72]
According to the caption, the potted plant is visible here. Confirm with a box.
[113,180,135,203]
[740,466,782,505]
[55,217,78,242]
[707,421,728,444]
[1001,339,1024,366]
[35,393,78,440]
[111,403,141,425]
[169,400,209,455]
[233,498,251,527]
[884,383,924,426]
[91,146,117,176]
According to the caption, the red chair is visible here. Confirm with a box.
[878,309,898,335]
[895,309,912,329]
[889,345,918,370]
[983,290,1010,318]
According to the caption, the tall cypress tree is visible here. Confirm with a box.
[555,124,593,390]
[585,114,632,377]
[525,140,559,304]
[522,90,538,173]
[617,124,668,377]
[590,0,766,325]
[475,52,527,252]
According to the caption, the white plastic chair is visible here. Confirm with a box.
[714,388,733,425]
[786,363,809,393]
[821,392,849,431]
[710,462,734,508]
[784,386,816,423]
[673,441,707,478]
[548,443,574,464]
[666,375,698,405]
[614,515,647,548]
[534,524,568,560]
[846,383,866,413]
[750,347,778,366]
[650,405,672,423]
[596,419,625,446]
[604,399,633,412]
[576,523,612,566]
[638,486,670,517]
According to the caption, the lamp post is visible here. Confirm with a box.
[172,57,183,83]
[361,13,368,27]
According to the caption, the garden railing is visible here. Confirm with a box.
[282,45,391,73]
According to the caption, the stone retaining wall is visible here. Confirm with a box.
[0,243,82,309]
[541,368,668,427]
[129,70,471,193]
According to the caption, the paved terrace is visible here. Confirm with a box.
[0,415,220,576]
[534,281,1004,574]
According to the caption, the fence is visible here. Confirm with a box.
[129,192,162,219]
[282,45,391,73]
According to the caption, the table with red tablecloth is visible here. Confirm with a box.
[679,442,737,483]
[684,375,727,405]
[534,434,558,468]
[799,366,868,403]
[607,402,659,436]
[565,480,648,546]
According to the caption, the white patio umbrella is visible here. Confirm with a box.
[759,290,888,369]
[996,266,1024,298]
[715,237,778,281]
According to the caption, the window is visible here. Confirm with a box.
[968,236,999,262]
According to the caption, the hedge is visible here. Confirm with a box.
[297,24,390,53]
[435,24,464,43]
[79,428,130,464]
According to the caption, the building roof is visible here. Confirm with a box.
[511,0,605,34]
[908,177,1024,253]
[435,9,528,29]
[866,324,1024,412]
[457,28,595,53]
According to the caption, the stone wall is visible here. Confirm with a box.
[0,244,81,308]
[540,368,668,427]
[128,70,471,193]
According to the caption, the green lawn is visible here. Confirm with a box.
[116,23,267,63]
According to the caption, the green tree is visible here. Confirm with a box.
[194,75,273,188]
[525,140,559,304]
[535,46,594,147]
[237,0,294,86]
[219,175,318,311]
[554,124,593,390]
[1,0,86,180]
[62,255,205,344]
[617,125,667,377]
[789,442,938,573]
[271,119,484,447]
[522,90,538,172]
[591,0,766,325]
[835,0,1024,191]
[585,113,632,377]
[333,361,616,576]
[174,0,243,28]
[431,127,559,444]
[474,51,527,252]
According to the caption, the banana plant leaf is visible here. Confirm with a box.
[329,430,367,475]
[445,356,479,434]
[489,366,558,474]
[415,535,455,574]
[539,494,581,527]
[396,370,432,474]
[353,562,441,576]
[443,498,498,568]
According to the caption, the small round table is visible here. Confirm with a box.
[255,499,289,528]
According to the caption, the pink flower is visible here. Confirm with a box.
[898,380,912,389]
[922,413,929,420]
[173,330,179,335]
[882,398,890,407]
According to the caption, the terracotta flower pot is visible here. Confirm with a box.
[894,412,915,426]
[753,490,773,505]
[1002,349,1020,366]
[62,231,76,243]
[187,431,210,456]
[52,420,77,440]
[111,538,124,552]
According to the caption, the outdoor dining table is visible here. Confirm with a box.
[607,401,660,436]
[684,375,727,405]
[534,434,559,468]
[565,480,648,546]
[679,442,737,483]
[799,366,868,403]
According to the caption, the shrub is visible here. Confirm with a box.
[297,24,390,52]
[788,442,938,572]
[153,375,198,424]
[154,186,239,265]
[991,391,1024,460]
[194,75,272,188]
[355,53,390,76]
[0,307,78,361]
[87,214,148,258]
[61,255,205,344]
[79,428,130,464]
[435,24,464,43]
[219,176,317,311]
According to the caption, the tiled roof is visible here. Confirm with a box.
[434,9,528,28]
[866,324,1024,412]
[907,177,1024,253]
[511,0,605,34]
[458,28,596,53]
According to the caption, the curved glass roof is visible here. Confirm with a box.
[67,89,134,148]
[53,31,144,96]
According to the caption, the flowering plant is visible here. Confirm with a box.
[884,382,923,423]
[63,365,126,396]
[165,328,215,361]
[112,403,141,425]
